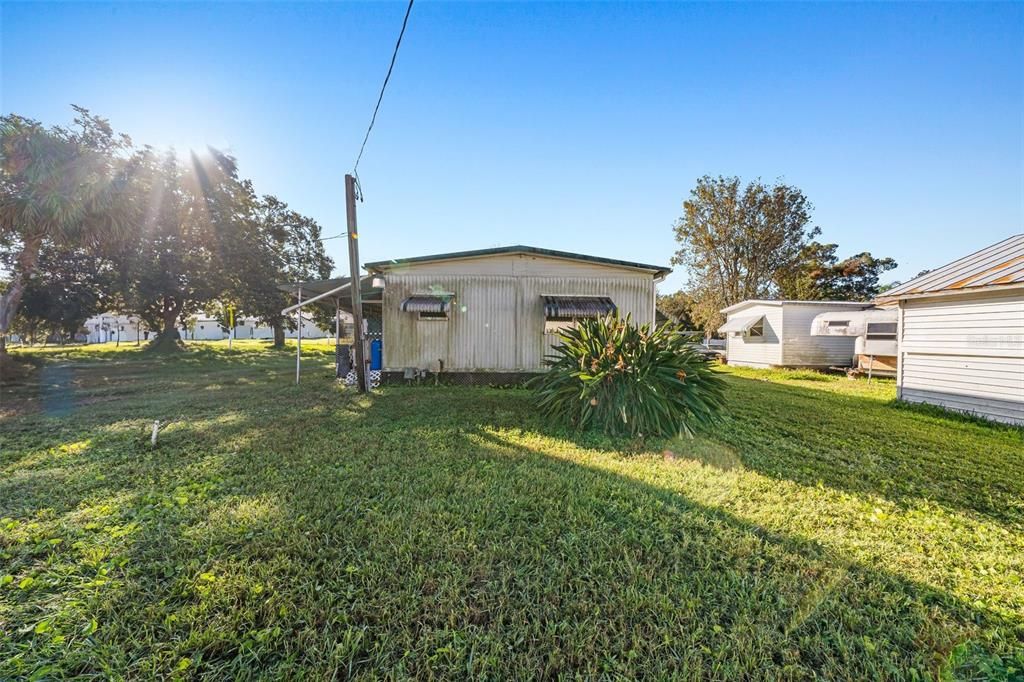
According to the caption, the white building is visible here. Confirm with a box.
[178,314,336,341]
[876,234,1023,425]
[83,314,146,344]
[718,300,874,369]
[810,306,899,376]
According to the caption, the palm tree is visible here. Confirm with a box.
[0,107,134,355]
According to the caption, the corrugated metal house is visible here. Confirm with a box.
[719,300,874,369]
[876,234,1023,425]
[364,245,670,377]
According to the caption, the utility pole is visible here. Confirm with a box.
[345,174,367,393]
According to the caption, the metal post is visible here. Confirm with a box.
[295,286,302,384]
[867,354,874,383]
[345,174,367,393]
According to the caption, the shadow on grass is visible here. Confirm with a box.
[2,364,1022,678]
[685,375,1024,529]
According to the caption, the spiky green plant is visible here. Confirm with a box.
[533,314,726,438]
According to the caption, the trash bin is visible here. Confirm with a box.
[370,339,382,371]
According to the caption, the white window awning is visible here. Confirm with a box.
[718,314,763,334]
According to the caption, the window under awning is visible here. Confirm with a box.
[718,314,764,334]
[543,296,616,319]
[401,295,452,314]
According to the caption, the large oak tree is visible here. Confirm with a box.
[120,148,251,349]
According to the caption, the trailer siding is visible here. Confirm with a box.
[724,303,784,368]
[781,304,863,367]
[380,259,657,372]
[898,289,1024,425]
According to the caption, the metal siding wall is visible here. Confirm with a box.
[382,273,653,371]
[898,290,1024,424]
[781,305,862,367]
[724,305,784,368]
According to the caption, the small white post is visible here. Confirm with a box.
[295,286,302,384]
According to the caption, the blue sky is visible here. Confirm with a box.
[3,1,1022,291]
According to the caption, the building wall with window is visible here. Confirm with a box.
[720,300,872,369]
[369,249,666,373]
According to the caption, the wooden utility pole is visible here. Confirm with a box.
[345,174,368,393]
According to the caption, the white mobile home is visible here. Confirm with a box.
[876,234,1023,425]
[719,300,874,369]
[365,245,670,379]
[84,314,145,344]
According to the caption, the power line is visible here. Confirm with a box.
[351,0,415,196]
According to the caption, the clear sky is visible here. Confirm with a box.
[3,1,1022,291]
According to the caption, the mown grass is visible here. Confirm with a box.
[1,346,1022,679]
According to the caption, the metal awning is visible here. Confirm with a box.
[543,296,616,318]
[401,295,452,314]
[718,314,763,334]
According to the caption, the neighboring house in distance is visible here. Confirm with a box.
[83,313,145,344]
[719,300,875,369]
[364,245,670,380]
[177,314,336,341]
[875,234,1023,426]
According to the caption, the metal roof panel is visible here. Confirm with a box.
[878,234,1024,300]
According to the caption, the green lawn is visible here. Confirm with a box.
[1,343,1022,679]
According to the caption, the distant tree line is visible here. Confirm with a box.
[0,107,333,354]
[660,176,897,332]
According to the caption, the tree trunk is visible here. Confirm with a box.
[147,297,183,352]
[272,320,285,348]
[0,234,43,356]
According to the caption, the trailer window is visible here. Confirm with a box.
[866,322,897,340]
[827,320,850,328]
[747,320,764,338]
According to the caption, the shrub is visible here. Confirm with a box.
[532,314,726,438]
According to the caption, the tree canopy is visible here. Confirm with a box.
[672,176,897,331]
[1,107,334,357]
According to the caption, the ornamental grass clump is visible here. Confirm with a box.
[533,314,726,438]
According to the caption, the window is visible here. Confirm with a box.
[747,320,764,338]
[418,310,448,320]
[866,322,897,340]
[827,320,850,328]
